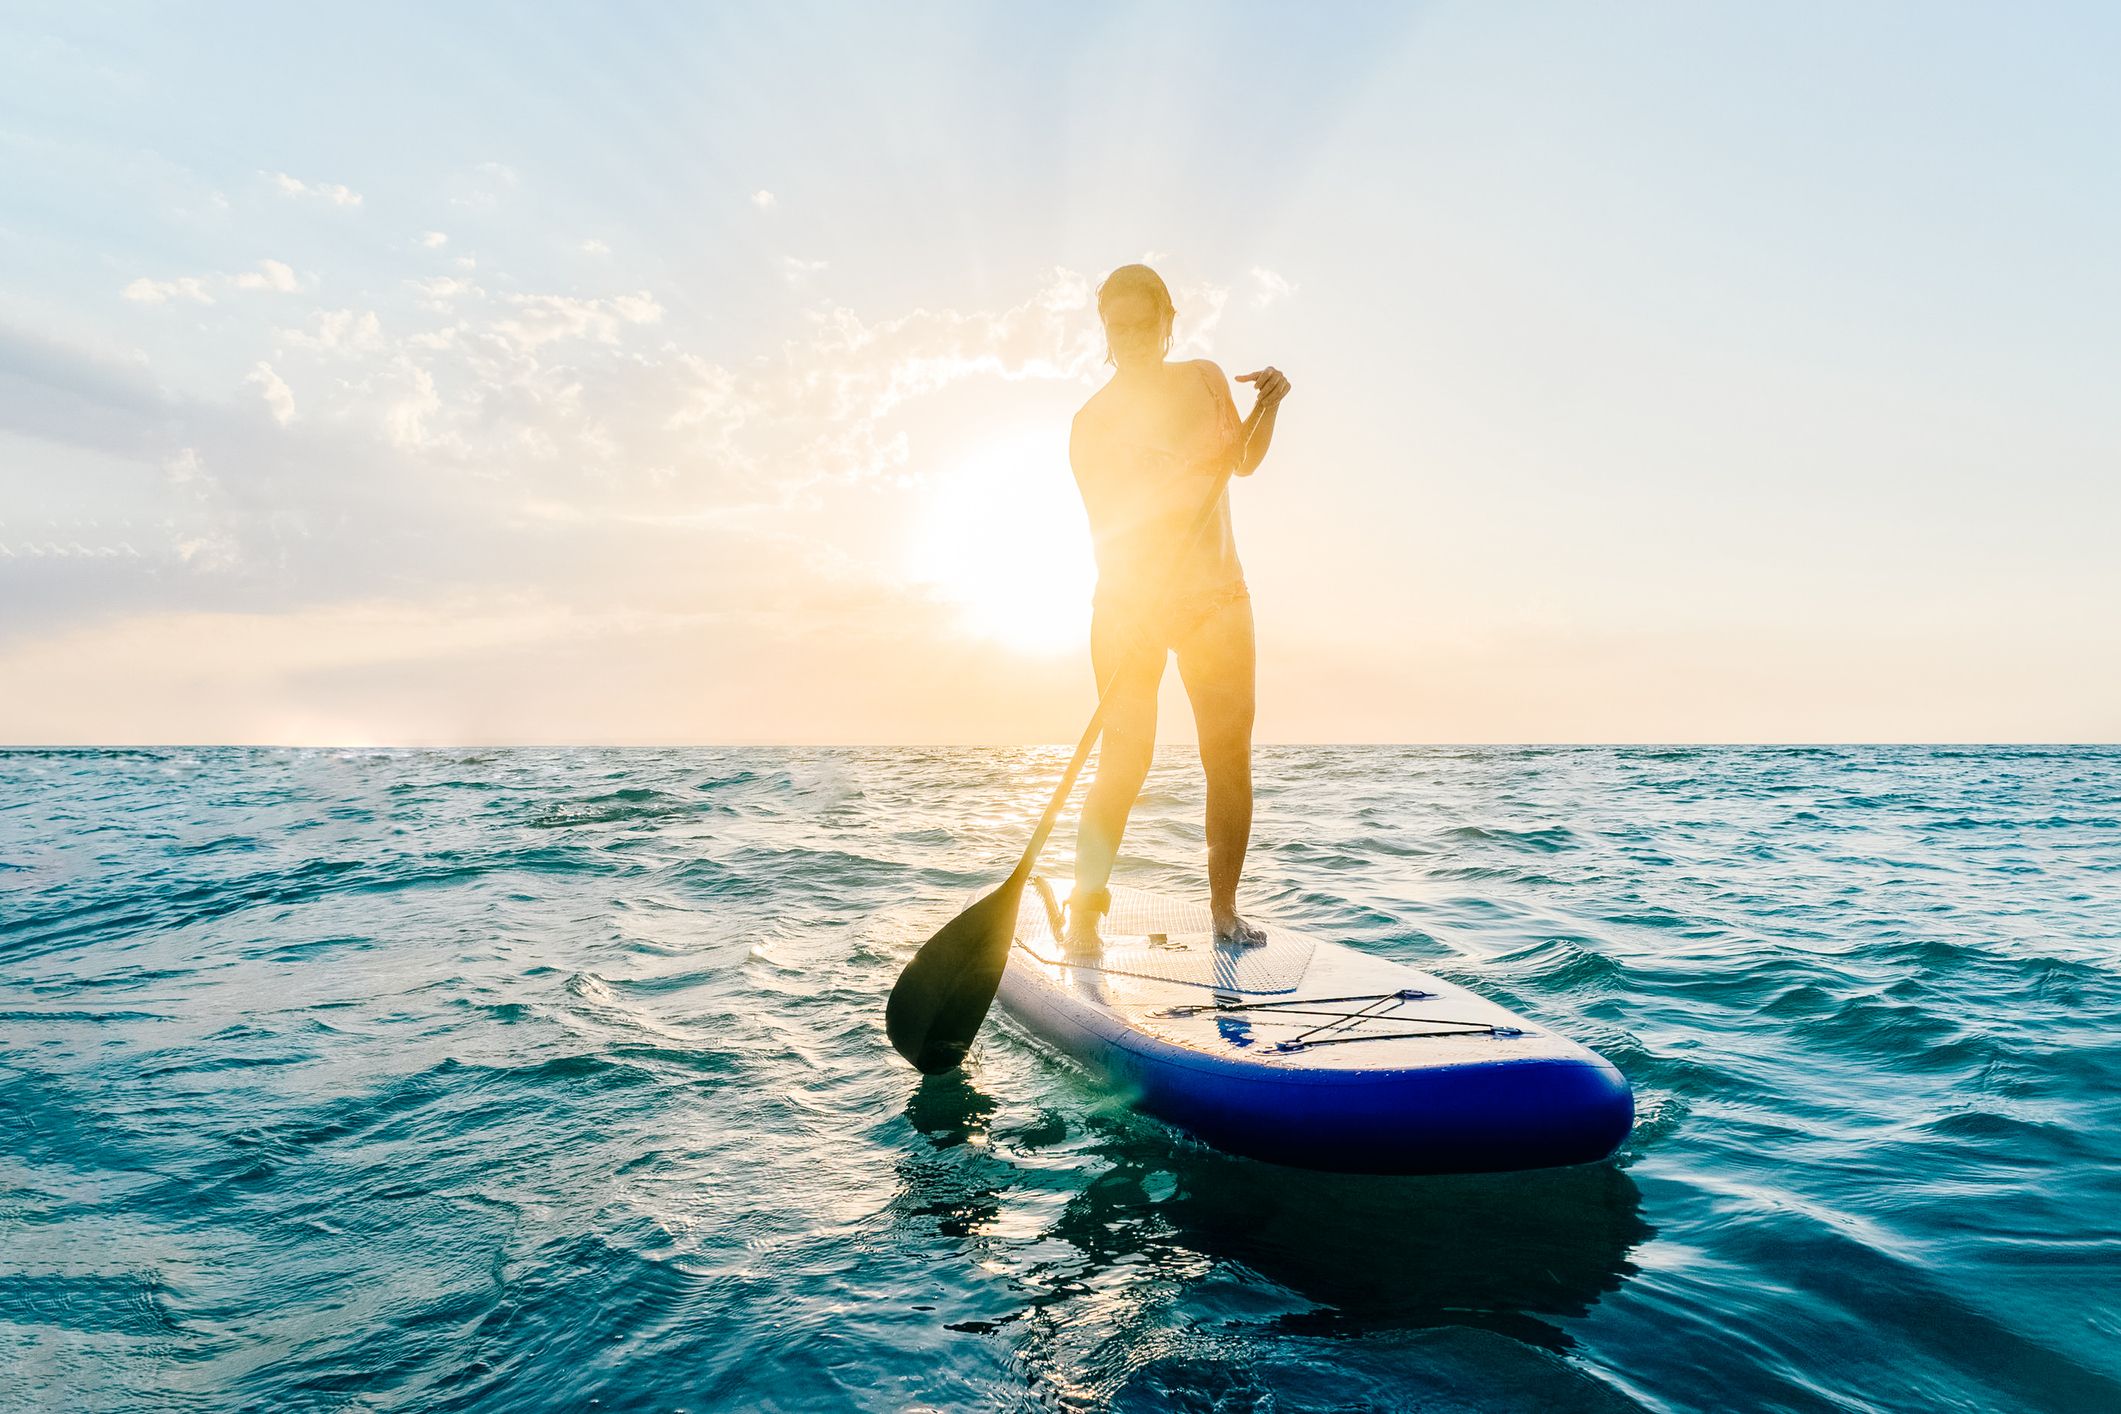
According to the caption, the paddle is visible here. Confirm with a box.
[885,390,1269,1074]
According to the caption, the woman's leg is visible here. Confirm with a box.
[1175,592,1262,943]
[1069,604,1165,943]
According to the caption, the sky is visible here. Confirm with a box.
[2,1,2116,745]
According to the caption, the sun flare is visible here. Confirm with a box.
[903,430,1097,655]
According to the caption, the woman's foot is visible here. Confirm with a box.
[1063,886,1110,954]
[1212,909,1267,947]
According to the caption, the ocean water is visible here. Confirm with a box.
[3,745,2118,1414]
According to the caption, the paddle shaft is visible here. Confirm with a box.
[1008,402,1267,882]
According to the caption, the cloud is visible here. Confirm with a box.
[780,255,827,288]
[124,275,214,304]
[0,542,142,560]
[230,258,300,293]
[278,308,385,354]
[126,260,302,304]
[312,263,1112,501]
[270,171,363,207]
[165,446,209,488]
[1250,265,1297,307]
[490,290,663,351]
[751,189,777,210]
[246,362,296,425]
[58,262,1183,495]
[421,231,448,249]
[406,275,484,310]
[581,238,610,256]
[450,161,518,210]
[382,358,440,449]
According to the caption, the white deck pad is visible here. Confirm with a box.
[1015,878,1316,995]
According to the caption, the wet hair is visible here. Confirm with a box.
[1096,263,1175,364]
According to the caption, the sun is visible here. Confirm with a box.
[902,429,1097,654]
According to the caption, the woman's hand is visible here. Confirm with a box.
[1236,366,1291,411]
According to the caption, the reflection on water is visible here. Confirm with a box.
[896,1066,1651,1405]
[898,1072,1006,1242]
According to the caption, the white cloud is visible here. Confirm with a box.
[0,541,141,560]
[127,260,302,305]
[780,255,828,288]
[279,307,384,353]
[581,238,610,256]
[231,259,300,293]
[165,447,206,485]
[383,359,440,449]
[124,275,214,305]
[406,275,484,310]
[797,264,1211,408]
[490,290,663,351]
[451,161,519,210]
[57,263,1147,502]
[1250,265,1296,307]
[173,533,240,571]
[307,264,1110,504]
[751,189,777,210]
[270,171,363,207]
[421,231,449,249]
[246,361,296,425]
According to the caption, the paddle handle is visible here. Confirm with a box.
[1009,399,1268,882]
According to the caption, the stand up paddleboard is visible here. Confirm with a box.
[994,877,1633,1175]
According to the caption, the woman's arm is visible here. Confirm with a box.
[1195,360,1285,478]
[1232,365,1291,476]
[1236,400,1279,477]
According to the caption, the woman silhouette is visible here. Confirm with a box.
[1064,263,1290,948]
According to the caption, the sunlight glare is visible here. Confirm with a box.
[903,430,1097,654]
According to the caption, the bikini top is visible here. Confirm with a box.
[1077,362,1247,595]
[1116,361,1243,477]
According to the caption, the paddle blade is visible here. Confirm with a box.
[886,874,1028,1074]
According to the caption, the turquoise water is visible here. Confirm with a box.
[3,746,2117,1413]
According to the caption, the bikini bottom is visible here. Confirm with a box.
[1092,578,1251,660]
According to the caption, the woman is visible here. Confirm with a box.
[1064,263,1291,949]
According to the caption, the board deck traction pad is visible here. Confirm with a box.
[1015,876,1318,995]
[1014,876,1541,1053]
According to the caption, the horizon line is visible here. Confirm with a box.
[3,740,2115,752]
